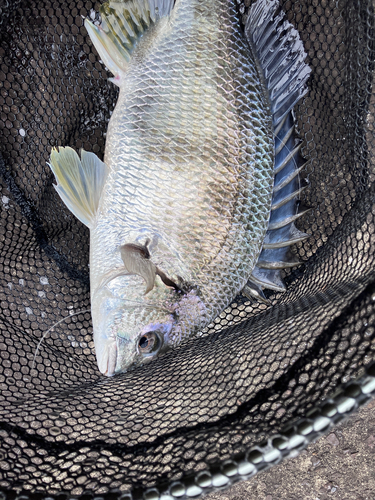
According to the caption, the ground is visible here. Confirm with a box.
[206,399,375,500]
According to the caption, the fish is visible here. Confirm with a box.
[48,0,311,376]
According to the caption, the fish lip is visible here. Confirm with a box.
[98,337,118,377]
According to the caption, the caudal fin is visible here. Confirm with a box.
[49,147,109,228]
[84,0,175,86]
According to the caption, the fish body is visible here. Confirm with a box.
[91,0,273,374]
[49,0,310,375]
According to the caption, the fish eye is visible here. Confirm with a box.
[138,331,161,356]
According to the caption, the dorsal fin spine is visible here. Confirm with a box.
[246,0,311,126]
[244,0,311,301]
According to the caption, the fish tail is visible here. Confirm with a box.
[84,0,175,87]
[49,147,109,228]
[243,0,311,303]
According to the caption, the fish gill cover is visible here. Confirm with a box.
[0,0,375,498]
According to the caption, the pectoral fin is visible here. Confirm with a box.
[99,242,181,296]
[120,243,156,295]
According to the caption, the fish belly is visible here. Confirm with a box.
[90,0,274,325]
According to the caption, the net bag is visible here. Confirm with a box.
[0,0,375,498]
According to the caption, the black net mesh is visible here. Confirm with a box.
[1,0,375,497]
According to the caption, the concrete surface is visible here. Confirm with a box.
[206,399,375,500]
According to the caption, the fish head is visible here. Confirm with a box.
[92,280,206,376]
[92,287,174,376]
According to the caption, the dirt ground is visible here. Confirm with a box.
[206,398,375,500]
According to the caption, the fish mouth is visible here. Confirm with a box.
[97,336,118,377]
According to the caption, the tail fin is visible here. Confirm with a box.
[84,0,175,86]
[49,147,109,228]
[243,0,311,303]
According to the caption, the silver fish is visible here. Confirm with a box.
[49,0,310,375]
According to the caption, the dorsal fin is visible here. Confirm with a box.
[245,0,311,127]
[243,0,311,302]
[84,0,175,86]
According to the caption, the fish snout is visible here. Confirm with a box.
[96,335,118,376]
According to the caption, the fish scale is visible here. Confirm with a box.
[48,0,310,375]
